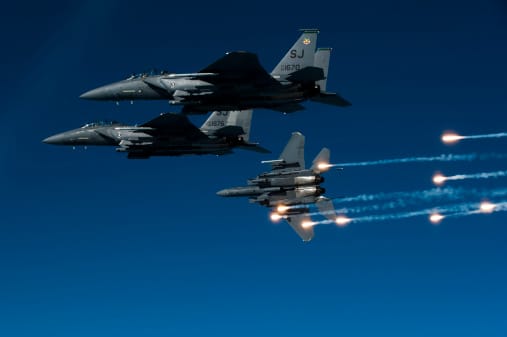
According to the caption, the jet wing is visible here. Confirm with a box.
[286,213,314,242]
[141,113,206,139]
[199,51,280,86]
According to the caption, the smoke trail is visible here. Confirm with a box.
[445,201,507,218]
[332,187,465,204]
[440,170,507,183]
[333,186,507,205]
[464,132,507,140]
[443,132,507,143]
[299,187,507,218]
[308,200,507,227]
[328,153,507,168]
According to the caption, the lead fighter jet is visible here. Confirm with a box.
[43,110,269,159]
[217,132,338,241]
[80,29,350,114]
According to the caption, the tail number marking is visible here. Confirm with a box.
[280,64,301,72]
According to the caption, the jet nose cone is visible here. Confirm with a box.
[80,87,106,100]
[216,189,229,197]
[42,134,65,145]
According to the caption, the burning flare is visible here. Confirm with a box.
[432,173,446,186]
[317,162,332,171]
[276,205,290,214]
[429,212,445,224]
[335,216,352,227]
[301,220,316,228]
[442,132,464,144]
[479,201,496,213]
[270,212,283,222]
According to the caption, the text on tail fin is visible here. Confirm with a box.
[200,110,253,141]
[271,29,319,78]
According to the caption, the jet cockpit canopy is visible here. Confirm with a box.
[81,120,121,129]
[126,69,171,80]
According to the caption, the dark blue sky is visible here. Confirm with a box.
[1,1,506,336]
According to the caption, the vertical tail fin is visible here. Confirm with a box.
[271,29,319,78]
[314,48,331,92]
[279,132,305,168]
[200,109,253,141]
[316,197,337,222]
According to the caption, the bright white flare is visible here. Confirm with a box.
[442,131,507,144]
[301,220,316,228]
[335,216,352,227]
[433,173,446,185]
[429,213,445,224]
[276,205,289,214]
[434,170,507,184]
[270,212,283,222]
[480,201,496,213]
[317,162,332,171]
[442,133,464,144]
[302,200,507,228]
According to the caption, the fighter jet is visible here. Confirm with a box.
[80,29,350,114]
[216,132,338,241]
[43,110,269,159]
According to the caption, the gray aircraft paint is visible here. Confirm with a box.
[314,48,331,91]
[271,29,319,79]
[80,30,350,114]
[217,132,337,242]
[43,110,269,158]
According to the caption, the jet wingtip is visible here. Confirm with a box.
[299,28,320,34]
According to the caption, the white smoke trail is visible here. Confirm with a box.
[443,132,507,143]
[328,153,507,168]
[298,187,507,218]
[441,170,507,183]
[332,187,466,204]
[334,187,507,205]
[308,200,507,227]
[464,132,507,140]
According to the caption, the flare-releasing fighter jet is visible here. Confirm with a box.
[43,110,268,159]
[80,29,350,114]
[216,132,337,241]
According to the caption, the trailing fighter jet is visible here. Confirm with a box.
[43,110,269,159]
[80,29,350,114]
[216,132,338,241]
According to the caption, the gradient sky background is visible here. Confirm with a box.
[1,0,507,336]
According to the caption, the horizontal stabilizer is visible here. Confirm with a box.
[213,125,245,138]
[270,103,306,113]
[286,66,325,83]
[238,143,271,154]
[311,92,351,107]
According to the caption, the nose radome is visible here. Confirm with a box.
[42,134,66,145]
[80,87,108,100]
[216,189,228,197]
